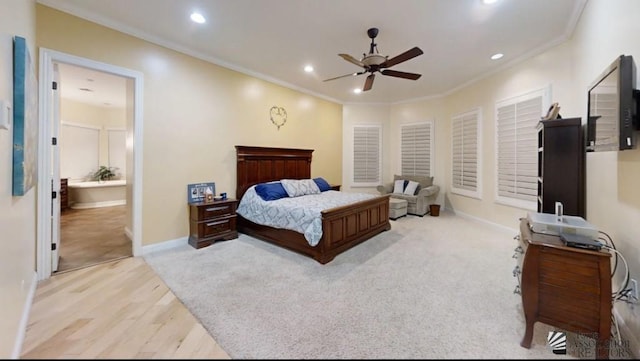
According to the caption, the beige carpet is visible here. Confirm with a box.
[144,210,633,359]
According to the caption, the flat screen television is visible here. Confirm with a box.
[586,54,640,152]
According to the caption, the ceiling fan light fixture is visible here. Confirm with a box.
[324,28,423,92]
[362,54,387,66]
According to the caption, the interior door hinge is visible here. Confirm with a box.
[51,243,57,251]
[52,191,57,199]
[52,81,57,90]
[52,137,57,145]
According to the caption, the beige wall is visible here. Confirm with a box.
[36,5,343,246]
[571,0,640,352]
[0,1,37,358]
[60,98,126,174]
[374,0,640,352]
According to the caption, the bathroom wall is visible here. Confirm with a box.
[59,98,126,181]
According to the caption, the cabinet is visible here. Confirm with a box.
[537,118,585,217]
[60,178,69,212]
[188,199,238,249]
[517,218,612,359]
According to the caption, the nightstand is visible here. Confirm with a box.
[330,184,341,191]
[188,199,238,249]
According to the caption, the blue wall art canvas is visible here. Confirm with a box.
[13,36,38,196]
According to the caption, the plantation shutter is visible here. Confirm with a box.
[451,110,479,197]
[496,93,543,207]
[353,125,381,184]
[401,123,432,177]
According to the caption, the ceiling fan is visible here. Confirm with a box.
[323,27,423,92]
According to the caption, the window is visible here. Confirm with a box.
[401,122,433,177]
[451,109,481,198]
[353,125,381,186]
[60,123,100,182]
[495,88,547,209]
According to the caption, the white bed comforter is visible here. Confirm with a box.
[236,186,378,246]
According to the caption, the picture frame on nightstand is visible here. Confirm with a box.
[187,182,215,203]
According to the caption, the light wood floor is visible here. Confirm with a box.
[21,256,230,359]
[58,205,132,273]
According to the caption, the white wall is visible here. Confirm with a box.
[0,1,37,358]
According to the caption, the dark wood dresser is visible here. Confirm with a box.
[188,199,238,249]
[517,218,612,359]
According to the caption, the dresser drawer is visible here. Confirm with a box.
[191,202,236,220]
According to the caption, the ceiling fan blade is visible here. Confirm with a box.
[363,74,375,91]
[380,47,423,68]
[339,53,366,68]
[380,69,422,80]
[323,71,366,82]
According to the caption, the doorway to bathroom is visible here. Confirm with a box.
[37,48,144,280]
[55,62,131,273]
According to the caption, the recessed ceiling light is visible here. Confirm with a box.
[483,0,498,4]
[304,65,314,73]
[353,88,362,94]
[190,12,206,24]
[491,53,504,60]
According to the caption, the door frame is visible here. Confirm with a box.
[37,48,144,280]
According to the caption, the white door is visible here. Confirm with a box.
[51,63,61,272]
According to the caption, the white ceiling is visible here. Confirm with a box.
[40,0,587,106]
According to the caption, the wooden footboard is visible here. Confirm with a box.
[317,194,390,263]
[237,194,391,264]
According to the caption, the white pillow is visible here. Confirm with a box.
[393,179,405,194]
[281,179,321,197]
[404,180,419,195]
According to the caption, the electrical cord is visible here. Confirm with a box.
[601,245,631,301]
[598,230,618,276]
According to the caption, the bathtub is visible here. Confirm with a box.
[68,179,127,209]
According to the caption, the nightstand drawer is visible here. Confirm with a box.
[191,202,236,220]
[193,215,236,237]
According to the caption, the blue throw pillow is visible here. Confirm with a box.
[255,182,288,201]
[313,177,332,192]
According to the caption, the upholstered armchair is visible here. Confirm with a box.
[377,174,440,216]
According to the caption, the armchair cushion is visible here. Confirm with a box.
[393,174,433,189]
[403,180,420,195]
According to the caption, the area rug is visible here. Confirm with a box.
[144,212,626,359]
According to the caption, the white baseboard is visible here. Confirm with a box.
[449,208,520,236]
[124,226,133,241]
[613,307,640,358]
[142,236,189,255]
[70,200,126,209]
[13,271,37,359]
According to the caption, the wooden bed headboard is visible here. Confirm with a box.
[235,145,313,200]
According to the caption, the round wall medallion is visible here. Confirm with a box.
[270,106,287,130]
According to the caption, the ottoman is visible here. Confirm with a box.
[389,198,408,220]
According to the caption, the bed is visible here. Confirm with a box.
[235,145,391,264]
